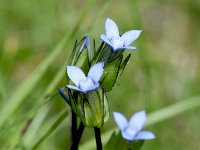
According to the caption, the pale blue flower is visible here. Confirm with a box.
[100,18,142,51]
[66,62,104,93]
[113,111,155,141]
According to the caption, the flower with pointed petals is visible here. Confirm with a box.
[113,111,155,141]
[100,18,142,51]
[66,62,104,93]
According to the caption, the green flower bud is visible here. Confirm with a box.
[68,87,109,128]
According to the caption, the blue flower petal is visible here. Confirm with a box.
[124,46,137,50]
[121,130,135,141]
[66,85,82,92]
[88,62,104,83]
[135,131,156,140]
[85,82,99,92]
[100,34,112,46]
[122,127,138,141]
[121,30,142,47]
[105,18,119,40]
[129,111,146,132]
[113,112,128,131]
[67,66,86,86]
[79,78,98,92]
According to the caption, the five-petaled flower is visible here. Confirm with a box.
[113,111,155,141]
[100,18,142,51]
[66,62,104,93]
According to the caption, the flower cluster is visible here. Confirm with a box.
[59,17,155,145]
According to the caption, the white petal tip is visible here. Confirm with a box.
[106,17,112,22]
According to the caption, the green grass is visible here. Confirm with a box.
[0,0,200,149]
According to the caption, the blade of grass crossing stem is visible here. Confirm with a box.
[31,110,68,150]
[0,0,97,135]
[2,60,68,135]
[0,92,58,136]
[80,95,200,150]
[0,0,95,128]
[20,61,68,147]
[22,106,50,148]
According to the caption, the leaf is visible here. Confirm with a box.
[100,56,123,92]
[105,131,144,150]
[0,0,95,128]
[84,88,104,128]
[31,110,68,150]
[58,87,70,105]
[117,53,131,80]
[68,40,78,65]
[103,89,109,123]
[74,45,90,75]
[68,91,86,125]
[92,44,112,65]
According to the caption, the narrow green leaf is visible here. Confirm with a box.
[31,110,68,150]
[100,56,123,92]
[74,46,90,74]
[0,0,95,129]
[22,107,50,148]
[103,89,109,123]
[0,92,58,136]
[117,53,131,80]
[92,44,112,65]
[67,40,78,65]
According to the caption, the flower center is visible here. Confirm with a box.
[110,37,124,50]
[124,127,137,139]
[79,78,95,92]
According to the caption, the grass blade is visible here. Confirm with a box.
[31,110,68,150]
[0,0,95,128]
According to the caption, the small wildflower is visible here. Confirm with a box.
[66,62,104,93]
[113,111,155,141]
[100,18,142,51]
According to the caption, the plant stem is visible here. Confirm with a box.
[94,127,102,150]
[70,110,77,150]
[76,122,85,145]
[70,118,85,150]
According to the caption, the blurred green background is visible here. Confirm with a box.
[0,0,200,149]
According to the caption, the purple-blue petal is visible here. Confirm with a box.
[85,82,99,92]
[105,18,119,40]
[129,110,146,132]
[121,30,142,46]
[67,66,86,86]
[121,130,135,141]
[88,62,104,83]
[124,46,137,50]
[100,34,112,46]
[66,85,82,92]
[113,112,128,131]
[134,131,156,140]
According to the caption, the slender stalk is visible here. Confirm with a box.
[70,121,85,150]
[70,111,77,150]
[76,122,85,145]
[94,127,102,150]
